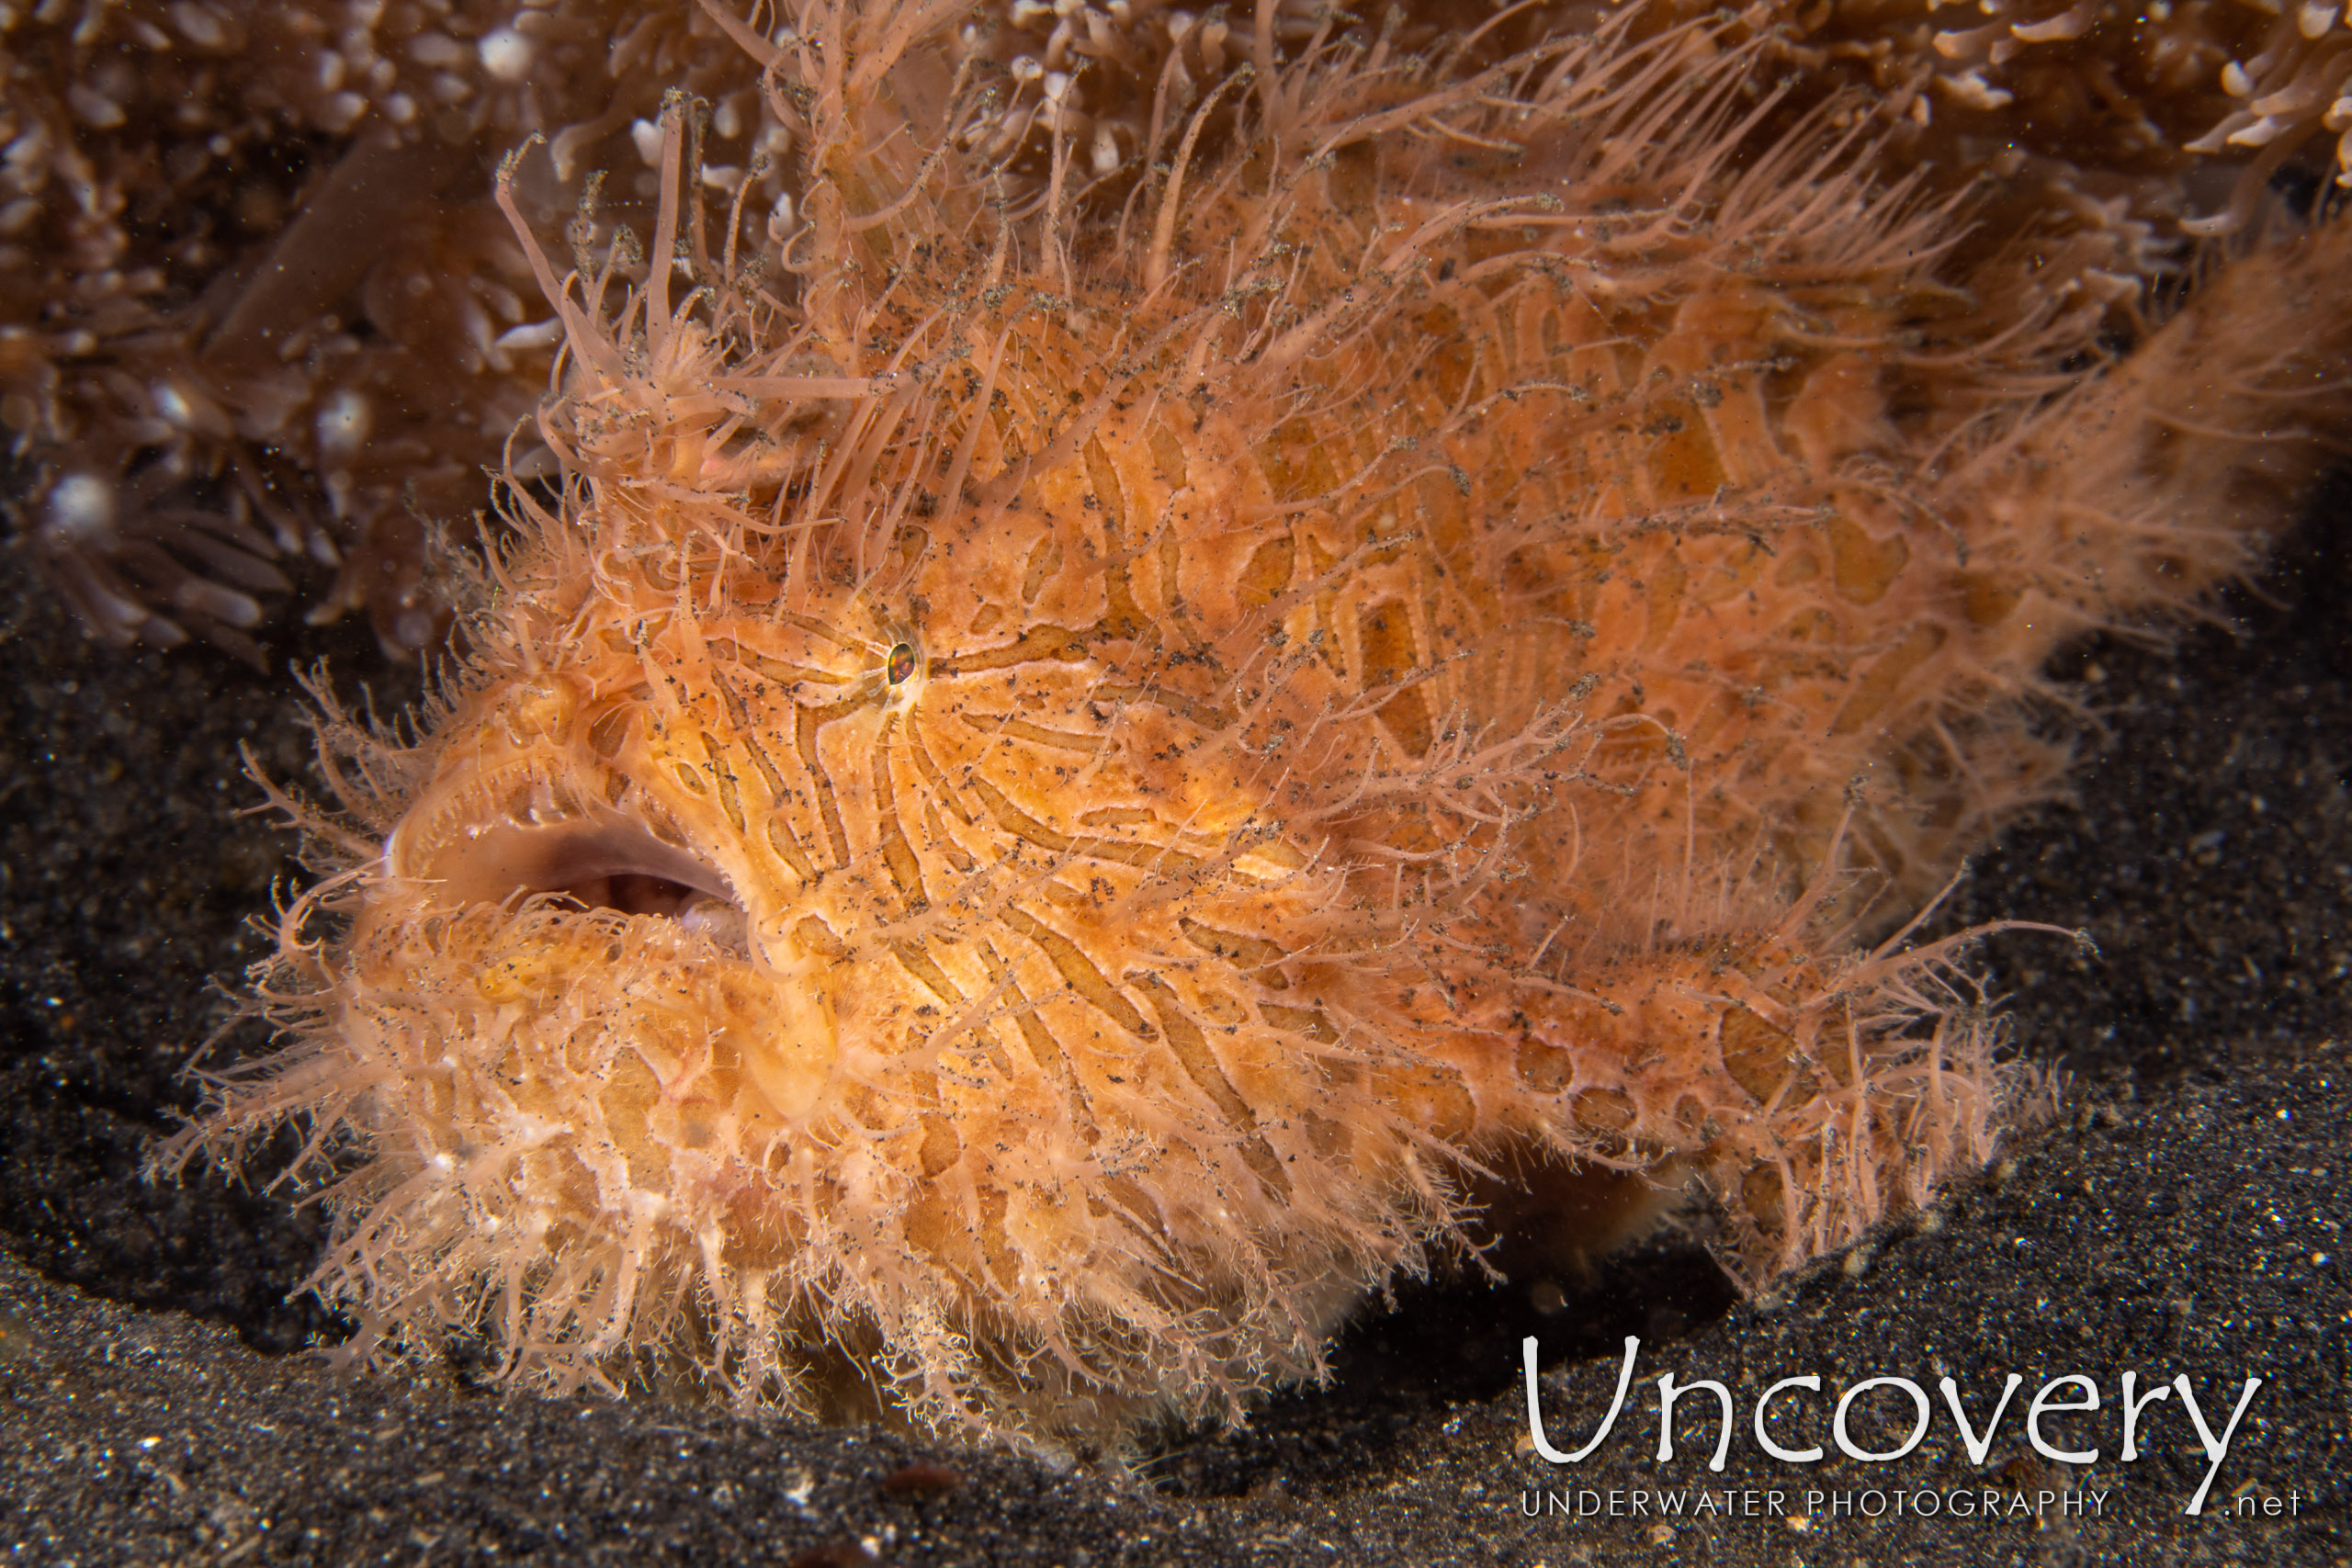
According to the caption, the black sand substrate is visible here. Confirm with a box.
[1,488,2346,1566]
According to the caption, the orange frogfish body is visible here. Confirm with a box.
[166,3,2352,1448]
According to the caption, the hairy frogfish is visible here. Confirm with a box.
[162,0,2352,1450]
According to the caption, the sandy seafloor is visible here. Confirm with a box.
[1,479,2347,1568]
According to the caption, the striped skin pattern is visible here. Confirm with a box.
[165,3,2352,1449]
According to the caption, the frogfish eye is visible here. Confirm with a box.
[887,641,916,684]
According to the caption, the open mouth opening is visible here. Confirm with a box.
[413,818,752,951]
[561,868,710,919]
